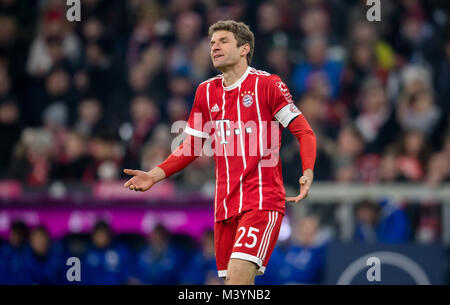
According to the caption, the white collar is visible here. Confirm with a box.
[222,66,251,91]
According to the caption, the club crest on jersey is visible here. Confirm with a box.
[241,91,254,107]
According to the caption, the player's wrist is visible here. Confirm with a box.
[303,168,314,179]
[147,167,166,183]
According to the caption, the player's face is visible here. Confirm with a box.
[210,30,245,70]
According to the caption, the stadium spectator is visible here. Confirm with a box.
[82,221,131,285]
[376,198,411,243]
[42,101,69,160]
[0,67,13,101]
[415,200,441,244]
[24,67,76,127]
[265,46,292,86]
[73,96,104,138]
[390,64,432,107]
[0,221,30,284]
[354,79,399,153]
[26,9,81,77]
[354,199,410,243]
[122,95,160,170]
[0,97,22,178]
[82,40,112,103]
[425,152,450,187]
[125,6,164,69]
[165,97,190,124]
[394,7,441,67]
[331,125,364,182]
[88,131,122,181]
[138,124,172,171]
[354,200,379,243]
[298,5,333,41]
[441,133,450,172]
[190,37,215,84]
[8,128,54,186]
[254,244,286,285]
[165,11,203,78]
[131,223,180,284]
[278,215,327,284]
[292,35,343,99]
[396,89,441,137]
[0,1,35,63]
[23,226,64,284]
[181,229,220,284]
[167,72,195,104]
[51,130,95,184]
[394,130,430,182]
[253,2,289,71]
[378,151,408,183]
[341,40,376,96]
[436,38,450,113]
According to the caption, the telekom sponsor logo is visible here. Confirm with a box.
[170,113,281,168]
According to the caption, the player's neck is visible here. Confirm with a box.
[221,62,249,88]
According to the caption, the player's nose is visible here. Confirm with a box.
[211,43,220,52]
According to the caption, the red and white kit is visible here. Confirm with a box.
[159,66,316,276]
[186,67,301,222]
[214,209,283,276]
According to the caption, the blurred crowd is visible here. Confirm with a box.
[0,0,449,190]
[0,195,439,285]
[0,220,221,284]
[0,217,332,285]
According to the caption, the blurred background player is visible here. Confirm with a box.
[0,221,30,284]
[24,226,64,284]
[130,223,180,285]
[181,229,221,285]
[82,220,131,284]
[280,215,327,284]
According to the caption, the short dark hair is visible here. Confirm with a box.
[152,223,169,237]
[31,225,50,238]
[93,220,111,234]
[11,220,29,238]
[208,20,255,65]
[355,199,379,213]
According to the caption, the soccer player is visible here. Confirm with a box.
[123,20,317,285]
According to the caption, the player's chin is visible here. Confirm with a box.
[212,59,226,69]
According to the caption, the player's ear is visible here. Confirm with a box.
[240,43,250,58]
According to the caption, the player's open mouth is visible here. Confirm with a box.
[213,54,224,60]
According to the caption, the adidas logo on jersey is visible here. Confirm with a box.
[211,104,220,112]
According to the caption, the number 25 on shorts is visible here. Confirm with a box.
[234,226,260,248]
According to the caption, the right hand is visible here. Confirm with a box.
[123,169,156,192]
[286,169,314,203]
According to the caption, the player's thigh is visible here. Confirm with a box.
[229,210,283,272]
[214,217,239,277]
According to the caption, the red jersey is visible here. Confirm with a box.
[185,67,302,222]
